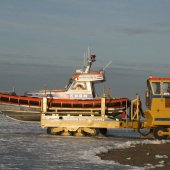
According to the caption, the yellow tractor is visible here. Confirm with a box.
[144,77,170,139]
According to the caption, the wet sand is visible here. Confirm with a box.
[99,143,170,169]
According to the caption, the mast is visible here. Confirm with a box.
[84,48,96,73]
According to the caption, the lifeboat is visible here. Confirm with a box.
[0,49,130,121]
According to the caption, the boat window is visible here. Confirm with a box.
[71,82,87,90]
[91,83,96,98]
[65,78,73,90]
[152,82,161,95]
[163,82,170,95]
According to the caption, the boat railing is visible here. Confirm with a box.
[0,93,41,107]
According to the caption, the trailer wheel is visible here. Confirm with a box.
[92,128,100,136]
[100,128,107,136]
[84,128,100,136]
[47,127,55,135]
[153,126,168,140]
[47,127,62,135]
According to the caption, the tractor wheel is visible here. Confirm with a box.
[153,126,168,140]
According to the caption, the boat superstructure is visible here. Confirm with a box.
[25,49,105,99]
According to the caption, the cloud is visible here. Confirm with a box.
[153,22,170,28]
[116,27,153,35]
[114,26,170,36]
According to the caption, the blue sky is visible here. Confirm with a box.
[0,0,170,68]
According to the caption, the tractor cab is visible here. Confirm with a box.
[146,76,170,110]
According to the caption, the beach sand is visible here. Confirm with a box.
[99,143,170,169]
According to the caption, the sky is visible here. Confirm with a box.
[0,0,170,68]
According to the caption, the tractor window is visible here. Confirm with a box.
[163,82,170,95]
[152,82,161,95]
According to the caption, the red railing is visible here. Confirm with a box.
[0,93,129,109]
[0,93,41,107]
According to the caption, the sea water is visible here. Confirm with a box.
[0,115,142,170]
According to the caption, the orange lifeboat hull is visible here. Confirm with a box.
[0,93,130,121]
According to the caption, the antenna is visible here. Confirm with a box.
[102,60,112,70]
[88,46,91,58]
[83,53,86,67]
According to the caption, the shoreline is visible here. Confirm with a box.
[98,142,170,169]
